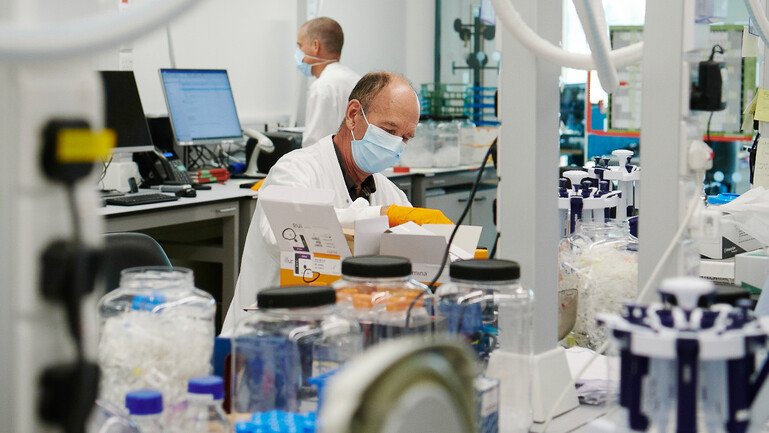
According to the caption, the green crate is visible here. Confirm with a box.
[420,83,470,118]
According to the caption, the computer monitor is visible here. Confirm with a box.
[159,69,245,146]
[99,70,155,154]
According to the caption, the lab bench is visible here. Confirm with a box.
[98,181,257,330]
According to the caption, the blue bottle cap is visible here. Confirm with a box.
[188,375,225,400]
[125,389,163,415]
[130,293,166,312]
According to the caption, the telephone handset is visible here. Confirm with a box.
[133,149,193,186]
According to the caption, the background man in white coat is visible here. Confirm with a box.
[296,17,361,147]
[222,72,452,333]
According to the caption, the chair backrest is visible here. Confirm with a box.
[103,232,172,292]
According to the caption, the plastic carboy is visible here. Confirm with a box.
[97,267,216,408]
[177,376,229,433]
[433,117,461,167]
[125,389,164,433]
[230,285,363,418]
[399,116,435,168]
[435,259,532,361]
[332,255,435,347]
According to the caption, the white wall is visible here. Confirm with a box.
[97,0,434,127]
[316,0,434,86]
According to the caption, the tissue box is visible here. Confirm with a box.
[475,376,499,433]
[735,250,769,294]
[699,213,762,259]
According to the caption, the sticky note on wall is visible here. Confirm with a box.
[754,88,769,122]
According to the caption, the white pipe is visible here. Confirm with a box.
[745,0,769,48]
[0,0,204,61]
[490,0,643,70]
[166,26,177,69]
[572,0,620,93]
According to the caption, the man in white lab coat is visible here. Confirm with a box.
[296,17,361,147]
[222,72,452,334]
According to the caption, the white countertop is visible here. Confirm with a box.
[98,180,257,216]
[382,165,491,178]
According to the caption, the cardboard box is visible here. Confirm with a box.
[380,222,482,285]
[698,213,762,259]
[735,249,769,294]
[259,186,351,286]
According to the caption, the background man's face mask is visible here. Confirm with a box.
[294,48,336,77]
[350,107,405,174]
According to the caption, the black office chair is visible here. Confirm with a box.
[103,232,172,292]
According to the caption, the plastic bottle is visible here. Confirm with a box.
[125,390,164,433]
[179,376,229,433]
[434,118,461,168]
[454,117,477,165]
[87,399,139,433]
[231,285,362,416]
[400,116,435,168]
[437,259,534,433]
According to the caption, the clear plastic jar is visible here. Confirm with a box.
[230,285,362,417]
[332,255,434,347]
[558,221,638,349]
[97,267,216,409]
[435,259,532,361]
[399,117,435,168]
[433,118,461,167]
[454,117,478,165]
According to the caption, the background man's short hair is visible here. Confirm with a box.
[304,17,344,56]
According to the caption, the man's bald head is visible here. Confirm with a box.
[301,17,345,56]
[347,71,418,116]
[343,71,420,144]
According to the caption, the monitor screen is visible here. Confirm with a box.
[99,70,154,154]
[159,69,244,146]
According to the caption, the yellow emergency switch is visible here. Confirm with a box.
[56,128,115,163]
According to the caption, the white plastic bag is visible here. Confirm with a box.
[719,187,769,247]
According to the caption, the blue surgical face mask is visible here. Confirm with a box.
[294,48,313,77]
[294,48,336,77]
[350,107,405,174]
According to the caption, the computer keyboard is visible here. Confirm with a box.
[105,193,179,206]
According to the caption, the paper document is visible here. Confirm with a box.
[753,88,769,122]
[755,137,769,188]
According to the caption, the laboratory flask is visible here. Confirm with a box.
[230,285,362,417]
[87,399,140,433]
[97,267,216,409]
[332,255,435,347]
[176,376,229,433]
[125,389,164,433]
